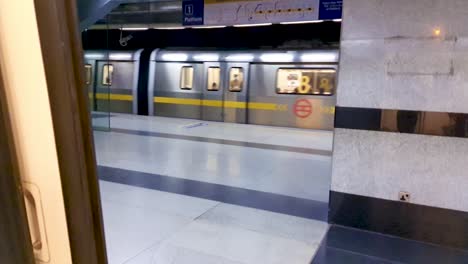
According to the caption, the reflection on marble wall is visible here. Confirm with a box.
[331,128,468,212]
[338,0,468,113]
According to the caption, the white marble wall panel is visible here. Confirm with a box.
[331,128,468,212]
[342,0,468,41]
[338,0,468,112]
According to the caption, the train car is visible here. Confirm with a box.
[148,49,339,130]
[84,50,143,114]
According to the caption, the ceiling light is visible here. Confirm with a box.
[109,53,133,60]
[233,23,272,27]
[84,53,105,59]
[192,25,227,29]
[161,53,189,61]
[193,54,220,61]
[260,53,294,62]
[154,26,186,30]
[121,27,148,31]
[280,20,324,25]
[301,53,338,62]
[225,54,254,61]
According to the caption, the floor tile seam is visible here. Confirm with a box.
[100,197,197,222]
[193,202,331,233]
[324,245,405,264]
[121,241,162,264]
[104,198,213,220]
[160,243,250,264]
[193,216,324,249]
[332,225,468,254]
[193,202,223,221]
[117,216,198,264]
[107,128,333,156]
[160,220,319,264]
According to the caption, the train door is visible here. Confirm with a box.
[96,60,135,114]
[153,62,204,119]
[223,63,249,123]
[201,62,224,121]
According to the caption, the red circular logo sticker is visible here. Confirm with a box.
[293,99,312,118]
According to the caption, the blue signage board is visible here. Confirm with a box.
[319,0,343,20]
[182,0,204,26]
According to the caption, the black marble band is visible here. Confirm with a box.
[335,106,468,138]
[99,166,329,221]
[329,191,468,250]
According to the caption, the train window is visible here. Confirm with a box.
[207,67,221,91]
[229,67,244,92]
[102,64,114,86]
[276,69,336,95]
[180,66,194,90]
[85,64,92,85]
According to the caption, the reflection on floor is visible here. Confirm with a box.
[95,114,333,263]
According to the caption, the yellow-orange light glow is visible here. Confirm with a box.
[433,28,441,37]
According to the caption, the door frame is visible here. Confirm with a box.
[33,0,107,263]
[0,59,35,264]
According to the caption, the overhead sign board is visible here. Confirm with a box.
[204,0,320,26]
[182,0,204,26]
[319,0,343,20]
[182,0,342,27]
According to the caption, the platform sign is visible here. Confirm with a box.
[185,0,342,27]
[182,0,204,26]
[204,0,320,26]
[318,0,343,20]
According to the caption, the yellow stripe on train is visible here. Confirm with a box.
[90,93,133,101]
[90,94,288,111]
[154,97,287,111]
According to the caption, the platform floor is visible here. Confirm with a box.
[92,113,468,264]
[94,114,332,264]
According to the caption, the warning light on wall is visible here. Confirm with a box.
[433,27,442,37]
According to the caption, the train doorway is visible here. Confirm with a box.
[202,61,250,124]
[80,2,341,263]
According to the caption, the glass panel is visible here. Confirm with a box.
[207,67,221,91]
[81,14,111,131]
[180,66,194,90]
[102,64,114,86]
[276,68,336,95]
[229,67,243,92]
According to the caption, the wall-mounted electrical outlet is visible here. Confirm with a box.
[399,191,410,202]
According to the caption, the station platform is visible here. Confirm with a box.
[94,113,332,263]
[93,114,468,264]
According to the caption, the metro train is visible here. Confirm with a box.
[84,49,339,130]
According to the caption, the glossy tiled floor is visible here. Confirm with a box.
[94,114,333,264]
[100,180,328,264]
[94,114,333,202]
